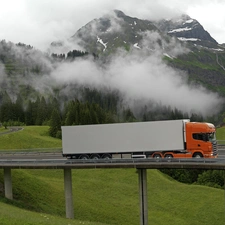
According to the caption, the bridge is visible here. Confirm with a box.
[1,151,225,225]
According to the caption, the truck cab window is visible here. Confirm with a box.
[192,133,208,141]
[208,132,216,142]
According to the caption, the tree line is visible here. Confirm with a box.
[0,88,213,139]
[160,169,225,189]
[51,49,89,61]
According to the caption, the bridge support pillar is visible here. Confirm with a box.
[138,168,148,225]
[4,168,13,200]
[64,168,74,219]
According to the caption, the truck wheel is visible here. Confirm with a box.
[102,154,112,159]
[79,154,89,160]
[91,154,100,160]
[165,154,173,159]
[193,153,203,158]
[153,154,162,159]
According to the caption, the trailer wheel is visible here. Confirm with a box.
[102,154,112,159]
[79,154,89,160]
[91,154,100,160]
[153,153,162,159]
[193,153,203,158]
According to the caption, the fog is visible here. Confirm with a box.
[49,31,222,116]
[0,29,222,117]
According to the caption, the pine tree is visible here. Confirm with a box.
[14,94,24,122]
[25,100,33,125]
[36,96,48,125]
[49,109,61,138]
[0,91,13,122]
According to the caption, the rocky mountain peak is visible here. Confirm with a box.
[71,10,158,54]
[50,10,222,55]
[154,14,218,47]
[113,9,126,18]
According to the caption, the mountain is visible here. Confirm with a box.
[69,10,222,54]
[1,10,225,127]
[154,14,218,48]
[66,10,225,94]
[71,10,159,54]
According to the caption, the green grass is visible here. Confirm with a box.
[217,126,225,140]
[0,127,8,133]
[0,169,224,225]
[0,126,61,151]
[0,126,224,224]
[0,199,108,225]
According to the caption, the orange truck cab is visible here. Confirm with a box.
[185,122,217,158]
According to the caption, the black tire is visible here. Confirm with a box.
[79,154,89,160]
[164,154,173,159]
[153,153,162,159]
[91,154,100,160]
[193,153,203,158]
[102,154,112,159]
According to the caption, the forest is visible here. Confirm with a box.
[0,86,210,140]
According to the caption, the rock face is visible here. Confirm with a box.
[70,11,219,53]
[154,14,218,48]
[71,10,159,53]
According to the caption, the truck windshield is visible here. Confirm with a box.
[208,132,216,142]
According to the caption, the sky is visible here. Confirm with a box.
[0,0,225,51]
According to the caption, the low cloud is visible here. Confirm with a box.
[49,31,222,117]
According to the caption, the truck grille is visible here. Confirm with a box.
[212,142,218,156]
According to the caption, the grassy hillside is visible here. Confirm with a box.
[0,126,224,224]
[0,199,107,225]
[0,169,224,225]
[216,126,225,140]
[0,126,61,151]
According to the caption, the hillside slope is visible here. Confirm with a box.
[0,169,224,225]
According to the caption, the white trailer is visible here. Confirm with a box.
[61,120,189,159]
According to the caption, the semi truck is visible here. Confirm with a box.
[61,119,218,159]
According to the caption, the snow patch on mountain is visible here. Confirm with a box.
[178,37,201,42]
[168,27,192,33]
[133,43,141,49]
[163,53,174,59]
[97,36,107,51]
[183,19,194,24]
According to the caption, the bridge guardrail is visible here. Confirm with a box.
[0,148,62,154]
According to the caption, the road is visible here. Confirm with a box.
[0,127,23,136]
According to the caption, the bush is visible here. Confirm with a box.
[2,120,25,127]
[196,170,224,189]
[55,130,62,139]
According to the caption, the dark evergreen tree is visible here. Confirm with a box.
[33,96,40,125]
[123,108,137,122]
[14,94,24,122]
[49,109,61,138]
[25,100,33,125]
[0,91,13,122]
[36,96,48,125]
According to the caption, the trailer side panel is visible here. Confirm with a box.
[62,120,187,155]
